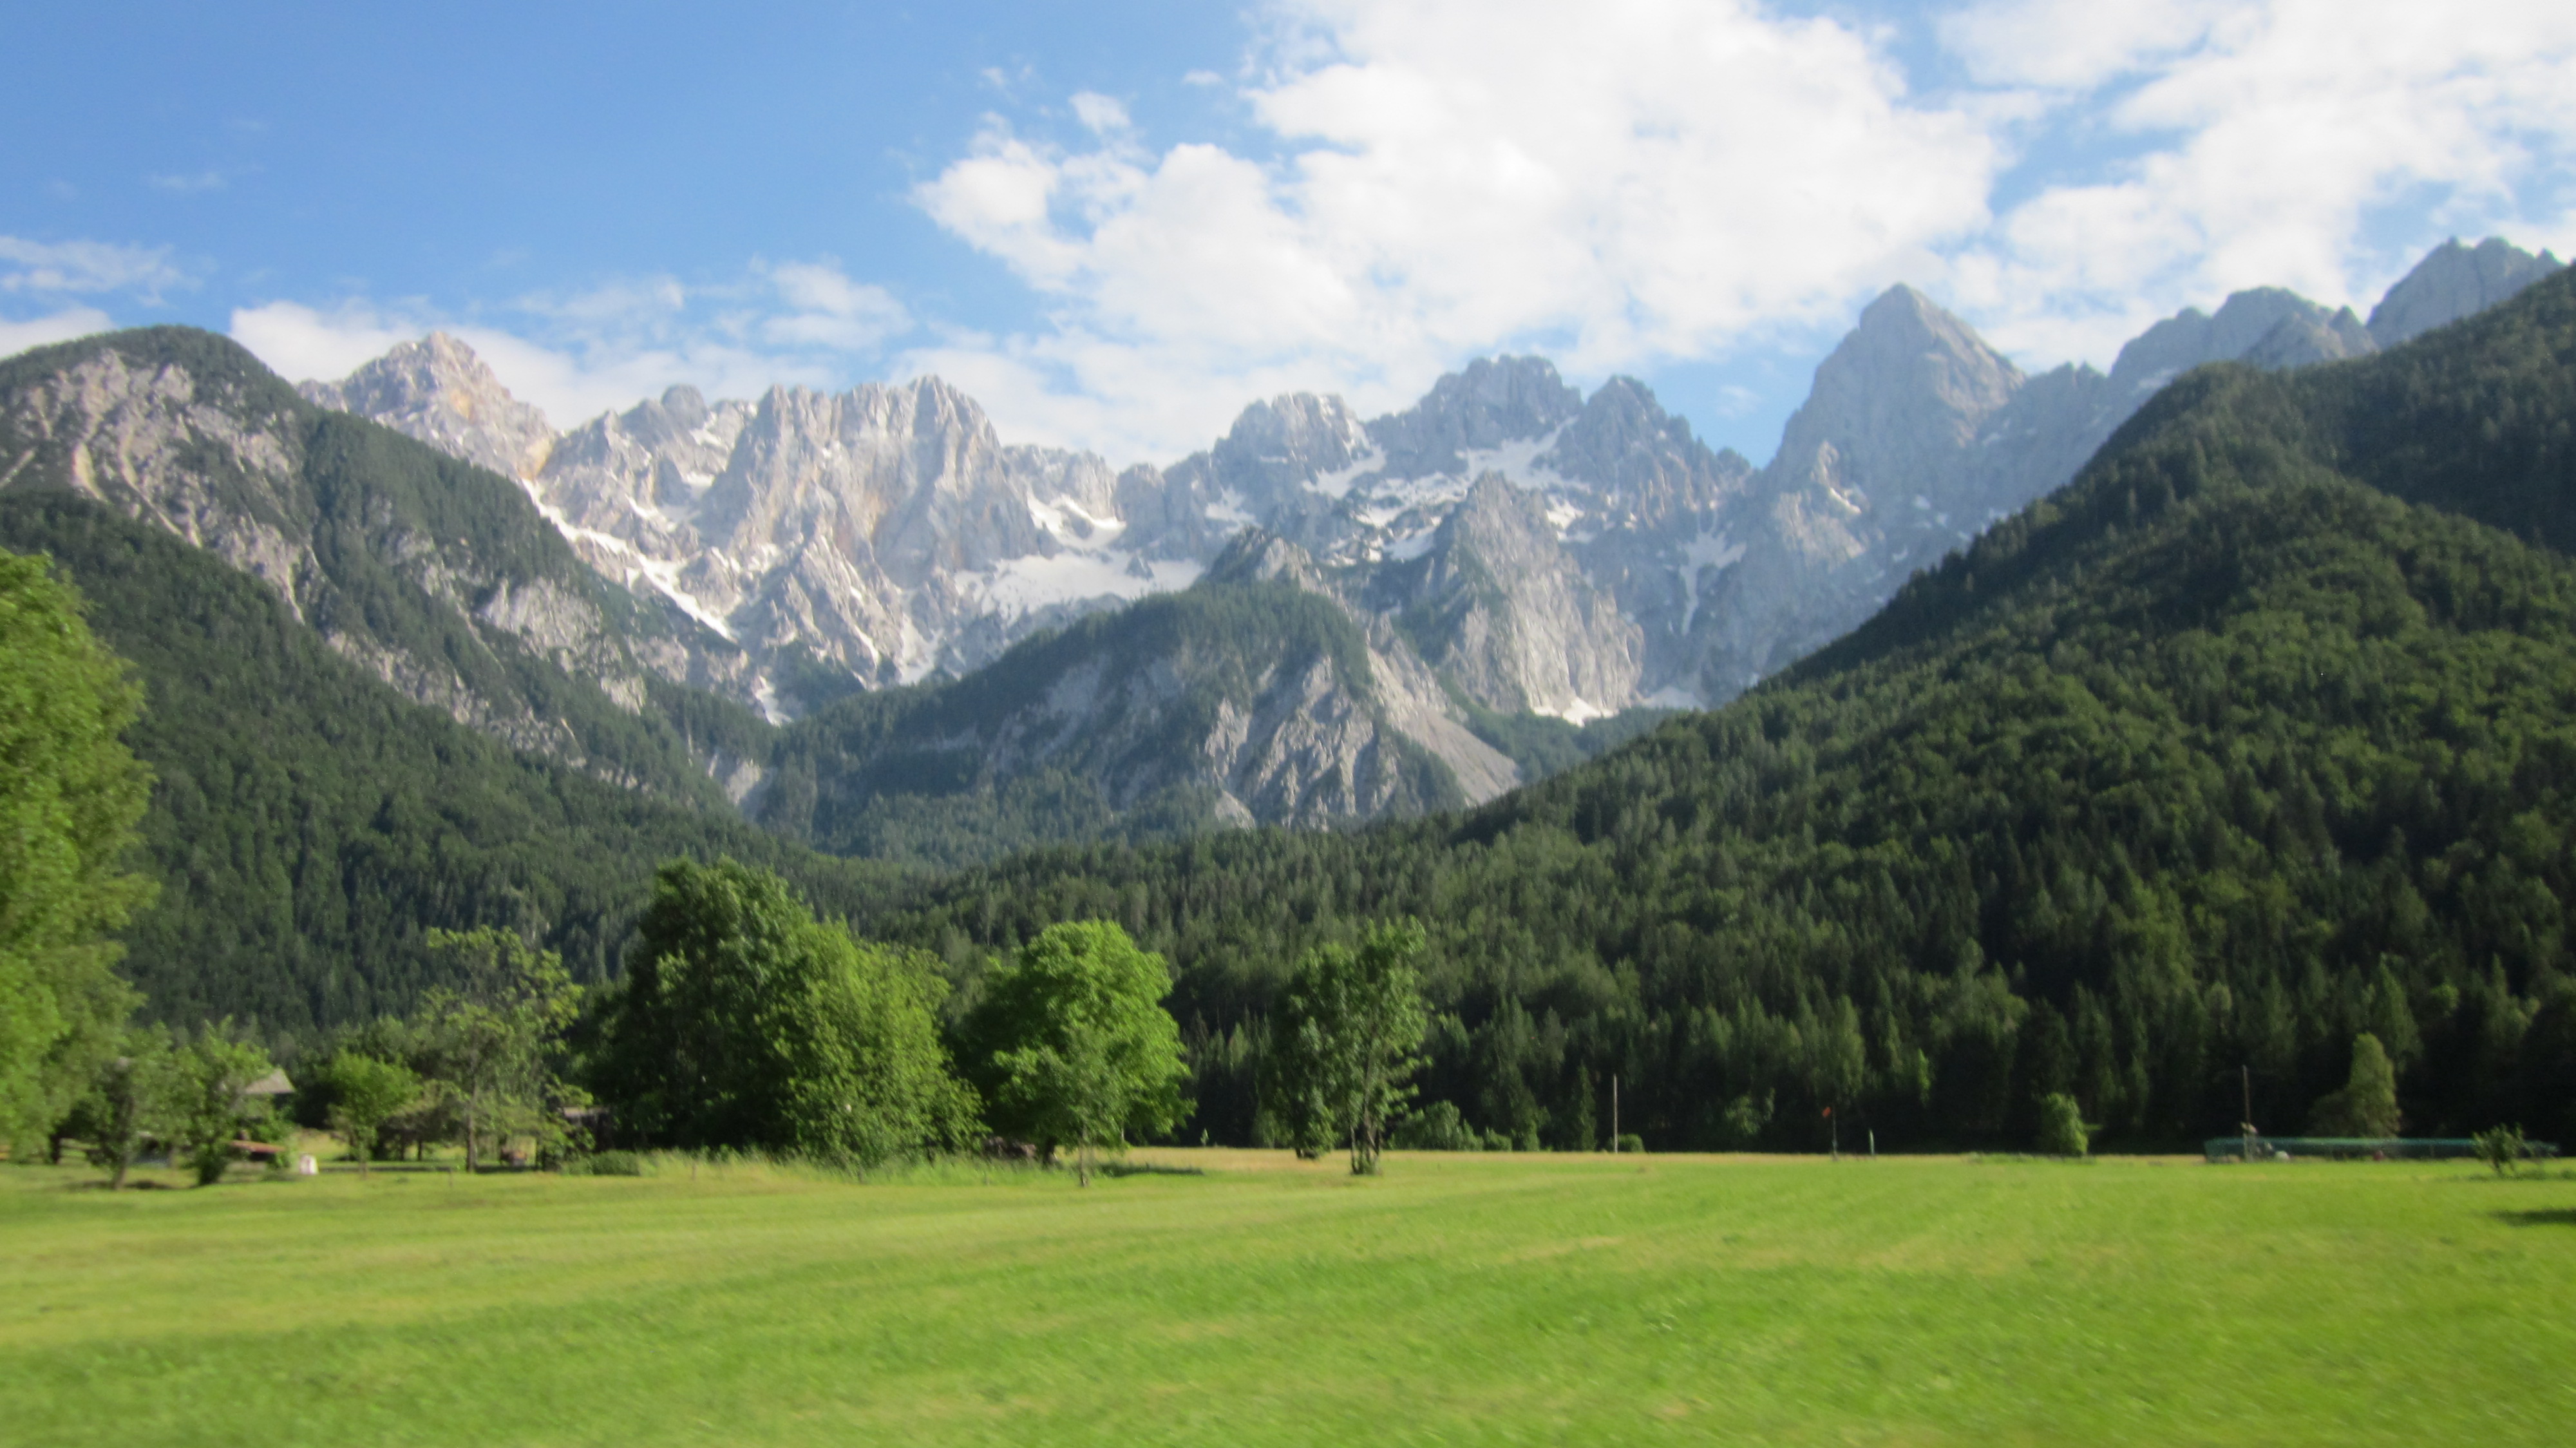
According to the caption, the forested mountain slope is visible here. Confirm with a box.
[872,270,2576,1152]
[755,575,1470,867]
[0,329,765,809]
[0,491,911,1039]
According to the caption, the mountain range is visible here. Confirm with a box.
[5,238,2573,1146]
[299,238,2561,757]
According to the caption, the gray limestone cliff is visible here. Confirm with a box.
[2369,238,2565,348]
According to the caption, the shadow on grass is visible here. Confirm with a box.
[2496,1208,2576,1228]
[1099,1161,1205,1179]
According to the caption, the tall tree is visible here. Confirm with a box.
[316,1052,421,1176]
[1265,922,1431,1175]
[417,927,585,1170]
[2310,1033,2403,1138]
[595,859,977,1163]
[0,551,154,1152]
[964,920,1188,1181]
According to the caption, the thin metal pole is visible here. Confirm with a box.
[2242,1065,2255,1164]
[1611,1075,1619,1152]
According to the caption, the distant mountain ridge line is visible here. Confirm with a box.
[295,237,2563,725]
[1,234,2559,855]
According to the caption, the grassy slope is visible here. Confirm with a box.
[5,1153,2571,1446]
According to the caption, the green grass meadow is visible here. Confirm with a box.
[5,1148,2571,1446]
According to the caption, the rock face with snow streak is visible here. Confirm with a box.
[294,234,2568,787]
[1372,475,1643,718]
[1,329,750,801]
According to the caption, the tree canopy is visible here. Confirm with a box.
[1265,921,1430,1174]
[594,859,976,1163]
[963,920,1188,1176]
[0,549,155,1152]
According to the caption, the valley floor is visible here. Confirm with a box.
[5,1149,2570,1445]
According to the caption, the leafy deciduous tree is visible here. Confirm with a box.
[316,1051,420,1175]
[419,928,585,1170]
[965,920,1187,1182]
[1265,922,1430,1175]
[55,1028,171,1188]
[163,1025,279,1187]
[2036,1092,2089,1157]
[596,859,978,1163]
[0,551,154,1152]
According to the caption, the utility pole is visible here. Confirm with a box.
[2241,1064,2255,1165]
[1611,1075,1619,1153]
[1828,1107,1839,1161]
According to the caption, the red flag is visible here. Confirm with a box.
[1822,1107,1833,1117]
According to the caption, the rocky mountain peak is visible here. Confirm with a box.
[2242,307,2376,370]
[298,332,556,480]
[1367,355,1584,479]
[2107,287,2363,405]
[2369,236,2565,348]
[1202,527,1328,593]
[1210,392,1372,513]
[1767,284,2021,507]
[1544,374,1754,527]
[1393,473,1643,718]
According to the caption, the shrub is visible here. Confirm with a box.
[1390,1100,1478,1150]
[2036,1093,2089,1157]
[2472,1125,2528,1177]
[564,1150,645,1177]
[1615,1134,1646,1154]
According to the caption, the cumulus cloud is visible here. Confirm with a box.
[232,258,918,430]
[228,300,423,385]
[220,0,2576,468]
[0,306,116,360]
[1942,0,2576,365]
[909,0,2002,459]
[891,0,2576,461]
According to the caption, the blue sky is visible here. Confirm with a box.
[6,1,2572,470]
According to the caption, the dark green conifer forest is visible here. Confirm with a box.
[866,272,2576,1152]
[0,492,912,1042]
[10,272,2576,1154]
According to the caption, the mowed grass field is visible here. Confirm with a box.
[5,1148,2571,1446]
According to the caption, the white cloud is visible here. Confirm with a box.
[0,236,189,300]
[0,306,115,360]
[1944,0,2576,367]
[1939,0,2234,91]
[1070,92,1133,136]
[221,0,2576,470]
[911,0,2002,460]
[229,300,422,385]
[757,259,912,351]
[232,258,917,430]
